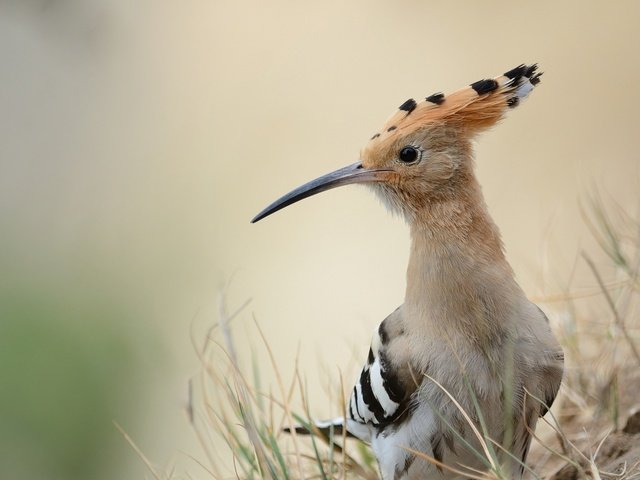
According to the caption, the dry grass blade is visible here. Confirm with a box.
[218,299,274,479]
[253,318,306,477]
[582,252,640,366]
[114,421,163,480]
[484,438,539,480]
[423,373,497,471]
[402,446,487,479]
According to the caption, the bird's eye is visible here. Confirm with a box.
[399,146,420,164]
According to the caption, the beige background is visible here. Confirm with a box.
[1,0,639,478]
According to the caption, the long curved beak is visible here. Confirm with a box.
[251,161,392,223]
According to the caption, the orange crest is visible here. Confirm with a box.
[362,64,541,159]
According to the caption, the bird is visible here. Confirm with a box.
[251,64,564,479]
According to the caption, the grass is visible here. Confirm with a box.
[184,293,379,480]
[524,190,640,479]
[177,192,640,480]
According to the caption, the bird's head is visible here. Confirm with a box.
[251,65,541,224]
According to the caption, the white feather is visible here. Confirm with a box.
[514,79,534,99]
[353,381,371,421]
[370,358,400,417]
[371,402,439,479]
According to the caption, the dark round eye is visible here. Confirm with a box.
[399,146,419,164]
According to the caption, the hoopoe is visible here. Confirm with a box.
[252,64,564,479]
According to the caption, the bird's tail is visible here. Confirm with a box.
[284,417,357,438]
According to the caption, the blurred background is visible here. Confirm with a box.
[1,0,639,478]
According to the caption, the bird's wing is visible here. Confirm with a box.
[509,304,564,477]
[285,306,419,443]
[346,306,419,438]
[536,306,564,418]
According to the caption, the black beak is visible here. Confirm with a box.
[251,161,392,223]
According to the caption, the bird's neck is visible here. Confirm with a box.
[404,177,519,340]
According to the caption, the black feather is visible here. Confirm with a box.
[426,92,445,105]
[470,79,499,95]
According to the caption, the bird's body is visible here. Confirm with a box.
[344,227,562,478]
[252,64,563,479]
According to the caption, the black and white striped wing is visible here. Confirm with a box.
[286,310,416,443]
[346,315,416,440]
